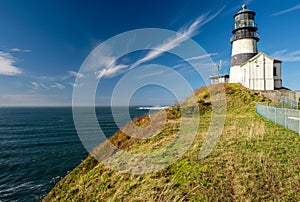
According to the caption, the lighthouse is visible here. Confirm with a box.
[228,5,282,90]
[230,4,259,83]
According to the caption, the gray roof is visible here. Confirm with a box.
[235,4,255,16]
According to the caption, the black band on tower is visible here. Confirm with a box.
[231,53,257,66]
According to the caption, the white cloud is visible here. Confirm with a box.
[31,82,49,90]
[50,82,65,89]
[36,71,84,82]
[271,4,300,16]
[40,83,48,89]
[68,71,84,78]
[10,48,30,53]
[84,43,122,79]
[96,64,128,79]
[31,82,39,89]
[185,53,218,62]
[32,81,68,90]
[94,6,224,79]
[85,44,116,71]
[129,7,225,70]
[69,82,83,87]
[272,49,300,62]
[0,51,22,76]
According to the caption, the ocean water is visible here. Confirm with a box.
[0,107,149,202]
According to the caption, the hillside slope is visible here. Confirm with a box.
[44,83,300,201]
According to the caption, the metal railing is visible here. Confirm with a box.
[230,32,260,43]
[281,96,299,109]
[256,104,300,134]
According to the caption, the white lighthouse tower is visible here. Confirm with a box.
[230,4,259,83]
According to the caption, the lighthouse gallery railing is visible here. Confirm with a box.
[230,32,260,43]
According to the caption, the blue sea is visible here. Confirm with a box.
[0,107,149,202]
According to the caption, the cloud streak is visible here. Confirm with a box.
[96,64,128,79]
[185,53,218,62]
[129,7,225,70]
[50,82,65,90]
[32,81,65,90]
[0,51,23,76]
[96,6,225,78]
[68,70,84,79]
[272,49,300,62]
[69,82,83,88]
[10,48,30,53]
[31,82,49,90]
[271,4,300,16]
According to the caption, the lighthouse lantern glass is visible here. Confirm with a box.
[235,19,255,29]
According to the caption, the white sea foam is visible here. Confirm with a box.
[137,106,169,110]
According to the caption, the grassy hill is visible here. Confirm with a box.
[44,83,300,201]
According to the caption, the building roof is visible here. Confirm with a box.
[209,74,230,79]
[234,4,256,17]
[240,52,282,67]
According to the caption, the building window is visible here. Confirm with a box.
[273,67,277,76]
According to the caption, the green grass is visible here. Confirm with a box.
[43,83,300,201]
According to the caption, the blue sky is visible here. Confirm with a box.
[0,0,299,106]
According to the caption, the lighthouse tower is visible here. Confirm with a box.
[229,4,260,83]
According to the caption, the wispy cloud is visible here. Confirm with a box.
[34,70,84,82]
[50,82,65,90]
[185,53,218,62]
[31,70,84,90]
[10,48,30,53]
[89,53,120,79]
[272,49,300,62]
[68,71,84,79]
[32,81,65,90]
[0,51,23,76]
[31,82,49,90]
[96,64,128,79]
[129,7,225,70]
[95,6,225,79]
[271,4,300,16]
[69,82,83,88]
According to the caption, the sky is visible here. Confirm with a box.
[0,0,300,106]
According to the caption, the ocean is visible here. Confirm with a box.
[0,107,149,202]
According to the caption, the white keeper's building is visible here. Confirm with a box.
[231,52,282,90]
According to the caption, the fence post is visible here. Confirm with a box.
[287,109,290,130]
[298,110,300,135]
[285,108,287,128]
[274,107,277,124]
